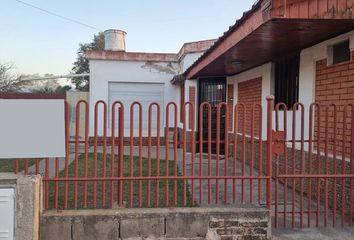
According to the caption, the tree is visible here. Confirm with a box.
[0,63,21,92]
[0,63,72,93]
[55,85,72,94]
[71,32,105,91]
[35,85,71,94]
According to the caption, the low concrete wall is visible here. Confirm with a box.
[40,207,271,240]
[0,173,42,240]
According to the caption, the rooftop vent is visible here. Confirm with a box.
[104,29,127,51]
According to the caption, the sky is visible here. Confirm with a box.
[1,0,255,76]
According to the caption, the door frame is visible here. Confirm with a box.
[197,76,227,154]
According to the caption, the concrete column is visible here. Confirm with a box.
[0,173,42,240]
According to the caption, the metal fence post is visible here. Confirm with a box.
[266,95,274,209]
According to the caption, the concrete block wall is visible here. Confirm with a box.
[40,208,270,240]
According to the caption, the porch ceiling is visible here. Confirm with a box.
[187,18,354,78]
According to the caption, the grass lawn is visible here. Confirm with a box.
[48,153,195,209]
[0,159,37,173]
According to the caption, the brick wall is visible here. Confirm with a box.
[207,215,270,240]
[227,84,234,131]
[189,86,196,129]
[237,77,262,136]
[315,51,354,157]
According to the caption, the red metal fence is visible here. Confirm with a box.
[7,97,354,228]
[273,102,354,228]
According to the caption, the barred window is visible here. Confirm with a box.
[274,53,300,109]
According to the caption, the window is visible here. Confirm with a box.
[332,40,350,65]
[274,53,300,109]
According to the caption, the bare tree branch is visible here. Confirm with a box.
[0,63,21,92]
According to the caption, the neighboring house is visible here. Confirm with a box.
[66,90,89,139]
[86,37,216,136]
[87,0,354,157]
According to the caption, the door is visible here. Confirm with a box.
[198,77,226,154]
[108,82,165,134]
[0,188,15,240]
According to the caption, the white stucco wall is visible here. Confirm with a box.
[176,52,204,130]
[89,59,179,136]
[179,52,204,73]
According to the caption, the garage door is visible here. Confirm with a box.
[108,82,164,135]
[0,188,14,240]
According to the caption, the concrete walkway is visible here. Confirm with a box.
[272,227,354,240]
[30,144,354,239]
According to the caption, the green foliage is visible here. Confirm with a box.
[71,32,105,91]
[35,84,72,94]
[48,153,195,209]
[55,85,72,94]
[0,159,37,173]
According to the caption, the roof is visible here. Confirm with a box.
[183,0,264,79]
[176,39,217,60]
[85,39,216,62]
[184,0,354,79]
[170,74,186,85]
[85,51,178,62]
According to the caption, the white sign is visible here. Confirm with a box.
[0,99,66,158]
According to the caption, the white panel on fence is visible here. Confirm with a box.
[0,99,65,158]
[0,188,15,240]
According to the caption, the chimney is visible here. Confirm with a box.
[104,29,127,51]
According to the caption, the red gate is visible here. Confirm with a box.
[273,101,354,228]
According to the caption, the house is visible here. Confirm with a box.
[86,33,216,137]
[86,0,354,157]
[179,0,354,158]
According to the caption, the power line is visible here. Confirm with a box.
[20,74,89,82]
[14,0,102,31]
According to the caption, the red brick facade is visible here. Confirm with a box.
[227,84,234,131]
[315,51,354,157]
[189,86,196,129]
[237,77,262,136]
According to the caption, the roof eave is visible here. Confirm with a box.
[184,0,267,79]
[85,50,178,62]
